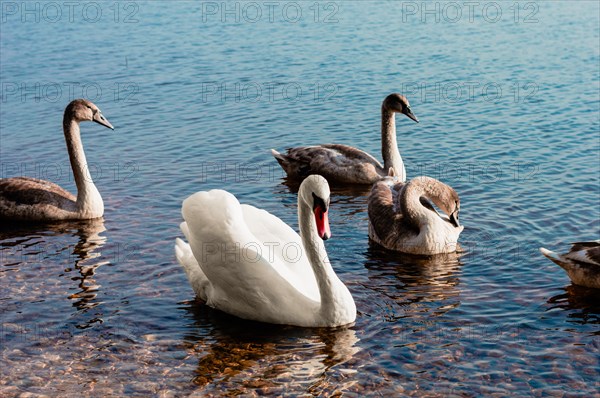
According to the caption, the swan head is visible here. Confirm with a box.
[415,176,461,229]
[300,175,331,241]
[431,185,461,229]
[383,93,419,123]
[65,99,114,129]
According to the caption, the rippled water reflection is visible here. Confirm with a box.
[1,1,599,396]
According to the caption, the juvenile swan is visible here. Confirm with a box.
[368,175,463,255]
[175,175,356,327]
[0,99,114,221]
[271,93,418,185]
[540,241,600,289]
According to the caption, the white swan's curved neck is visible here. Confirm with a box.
[63,118,103,217]
[381,108,405,181]
[298,202,345,320]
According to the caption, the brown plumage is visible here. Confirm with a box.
[0,99,114,222]
[272,144,386,184]
[271,93,419,185]
[0,177,77,221]
[368,176,463,255]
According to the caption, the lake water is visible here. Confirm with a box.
[1,1,599,396]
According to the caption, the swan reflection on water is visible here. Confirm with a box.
[363,243,464,320]
[0,219,108,326]
[64,219,109,313]
[180,303,360,394]
[547,285,600,328]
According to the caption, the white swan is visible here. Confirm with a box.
[175,175,356,327]
[540,241,600,289]
[0,99,114,222]
[271,93,418,185]
[368,175,463,255]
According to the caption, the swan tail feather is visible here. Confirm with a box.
[175,237,209,301]
[180,221,191,241]
[175,238,198,269]
[540,247,567,269]
[270,149,287,165]
[270,148,309,178]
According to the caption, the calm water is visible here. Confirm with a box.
[1,1,599,396]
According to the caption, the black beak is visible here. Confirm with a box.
[405,109,419,123]
[93,112,114,130]
[449,211,460,228]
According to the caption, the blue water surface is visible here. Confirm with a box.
[1,1,599,396]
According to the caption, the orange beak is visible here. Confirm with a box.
[314,206,331,241]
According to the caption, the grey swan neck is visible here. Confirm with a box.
[298,200,344,320]
[381,107,405,181]
[63,116,103,217]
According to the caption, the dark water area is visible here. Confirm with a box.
[1,1,599,396]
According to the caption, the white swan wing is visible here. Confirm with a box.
[180,190,320,324]
[240,203,319,301]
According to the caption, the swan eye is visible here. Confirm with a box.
[311,192,328,212]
